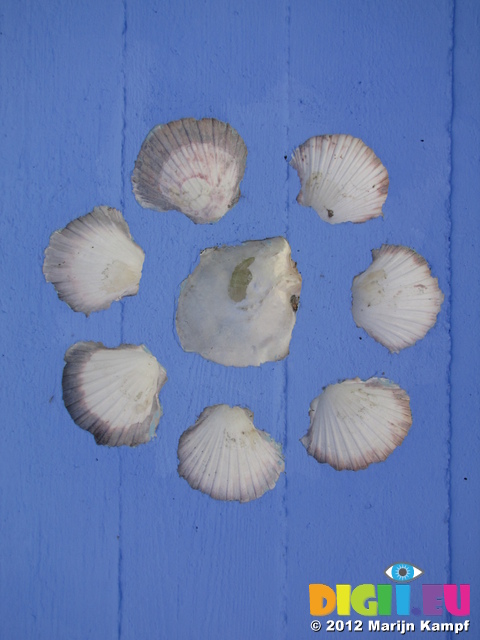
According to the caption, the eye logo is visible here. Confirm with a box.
[385,562,423,582]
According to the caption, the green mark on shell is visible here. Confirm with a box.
[228,257,255,302]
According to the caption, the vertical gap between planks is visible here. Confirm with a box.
[118,0,128,638]
[282,0,291,637]
[446,0,456,635]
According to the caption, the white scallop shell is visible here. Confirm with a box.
[290,134,389,224]
[176,237,302,367]
[43,206,145,316]
[178,405,284,502]
[352,244,444,353]
[132,117,247,224]
[301,377,412,471]
[62,342,167,447]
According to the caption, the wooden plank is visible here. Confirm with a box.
[285,0,454,632]
[0,1,124,638]
[450,0,480,616]
[119,1,290,637]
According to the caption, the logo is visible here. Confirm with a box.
[309,563,470,634]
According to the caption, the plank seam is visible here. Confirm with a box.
[446,0,456,637]
[118,0,128,638]
[282,0,291,637]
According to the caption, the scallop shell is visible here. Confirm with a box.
[178,405,284,502]
[176,237,302,367]
[43,206,145,316]
[352,244,444,352]
[290,134,389,224]
[132,117,247,224]
[301,377,412,471]
[62,342,167,447]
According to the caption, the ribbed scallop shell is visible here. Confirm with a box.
[132,117,247,224]
[176,237,302,367]
[62,342,167,447]
[178,405,284,502]
[301,378,412,471]
[352,244,444,352]
[290,134,389,224]
[43,206,145,316]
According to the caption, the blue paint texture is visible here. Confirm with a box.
[0,1,478,638]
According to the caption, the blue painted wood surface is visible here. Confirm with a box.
[0,1,478,638]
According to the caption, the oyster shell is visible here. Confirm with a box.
[176,237,302,367]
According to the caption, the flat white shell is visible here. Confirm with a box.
[43,206,145,316]
[352,244,444,352]
[178,405,284,502]
[62,342,167,447]
[290,134,389,224]
[132,117,247,224]
[176,237,302,367]
[301,377,412,471]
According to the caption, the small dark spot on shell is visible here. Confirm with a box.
[290,295,299,312]
[327,209,334,218]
